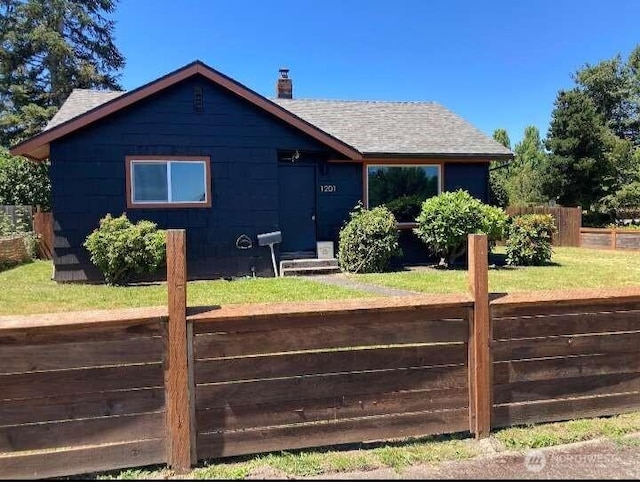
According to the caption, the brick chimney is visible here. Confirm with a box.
[276,68,292,99]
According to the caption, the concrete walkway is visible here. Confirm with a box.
[309,273,420,297]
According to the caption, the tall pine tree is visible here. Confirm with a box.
[0,0,125,146]
[544,89,613,208]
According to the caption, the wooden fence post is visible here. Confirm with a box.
[467,234,491,438]
[611,228,617,250]
[164,229,193,471]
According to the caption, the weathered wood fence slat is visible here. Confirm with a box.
[580,227,640,251]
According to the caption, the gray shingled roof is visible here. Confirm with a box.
[45,89,124,130]
[272,98,511,156]
[45,89,511,157]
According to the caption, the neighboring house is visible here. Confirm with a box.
[11,61,512,281]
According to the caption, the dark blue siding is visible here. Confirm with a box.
[316,163,363,243]
[444,163,489,202]
[50,76,341,281]
[49,73,489,280]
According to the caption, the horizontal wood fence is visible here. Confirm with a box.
[1,230,640,478]
[190,297,472,460]
[0,308,168,479]
[506,206,582,247]
[492,289,640,427]
[580,227,640,251]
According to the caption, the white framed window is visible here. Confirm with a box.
[366,164,441,223]
[126,156,211,208]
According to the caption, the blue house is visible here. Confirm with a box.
[11,61,512,281]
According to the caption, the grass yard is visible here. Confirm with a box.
[1,246,639,315]
[0,260,369,316]
[353,247,640,294]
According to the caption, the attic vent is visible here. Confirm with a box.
[193,87,204,112]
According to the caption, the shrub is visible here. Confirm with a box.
[84,213,166,285]
[505,214,556,266]
[338,204,401,273]
[481,204,510,249]
[414,190,508,266]
[21,232,39,259]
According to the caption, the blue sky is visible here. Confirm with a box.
[113,0,640,146]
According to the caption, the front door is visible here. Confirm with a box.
[278,164,316,252]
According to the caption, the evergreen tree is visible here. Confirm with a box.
[544,89,612,208]
[506,126,547,206]
[0,0,125,146]
[488,129,511,207]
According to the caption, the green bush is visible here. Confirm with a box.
[338,204,401,273]
[481,204,510,249]
[505,214,556,266]
[21,232,39,259]
[414,190,508,266]
[84,213,166,285]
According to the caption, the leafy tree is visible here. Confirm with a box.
[0,0,125,146]
[574,46,640,145]
[0,147,50,209]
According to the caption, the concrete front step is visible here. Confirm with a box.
[279,258,340,276]
[280,251,316,261]
[280,258,339,270]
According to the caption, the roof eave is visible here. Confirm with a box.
[361,152,514,161]
[10,61,362,161]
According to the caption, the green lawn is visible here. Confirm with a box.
[2,247,639,316]
[353,247,640,294]
[0,261,369,316]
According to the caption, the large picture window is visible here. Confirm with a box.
[126,156,211,208]
[367,165,440,222]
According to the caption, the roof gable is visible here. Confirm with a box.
[10,61,362,161]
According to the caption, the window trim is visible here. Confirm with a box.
[364,163,442,228]
[126,155,212,209]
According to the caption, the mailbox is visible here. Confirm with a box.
[257,231,282,277]
[257,231,282,247]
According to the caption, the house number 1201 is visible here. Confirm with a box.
[320,184,336,193]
